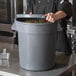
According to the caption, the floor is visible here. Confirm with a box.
[0,42,72,76]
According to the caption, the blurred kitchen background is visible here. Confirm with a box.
[0,0,73,24]
[0,0,76,76]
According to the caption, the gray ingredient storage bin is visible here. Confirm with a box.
[12,14,57,71]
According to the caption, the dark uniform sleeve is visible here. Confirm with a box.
[57,0,72,19]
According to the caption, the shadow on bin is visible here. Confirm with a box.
[12,14,57,71]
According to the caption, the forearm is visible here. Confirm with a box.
[54,11,67,21]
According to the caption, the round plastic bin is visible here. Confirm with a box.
[12,14,57,71]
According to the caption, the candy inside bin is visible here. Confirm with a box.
[25,19,48,23]
[16,18,48,23]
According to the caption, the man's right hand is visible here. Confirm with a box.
[29,12,32,14]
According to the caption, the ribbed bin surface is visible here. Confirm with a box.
[12,14,57,71]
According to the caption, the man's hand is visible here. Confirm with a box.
[45,13,55,23]
[45,11,67,23]
[29,12,32,14]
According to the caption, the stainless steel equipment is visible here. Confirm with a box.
[67,26,76,53]
[0,0,13,23]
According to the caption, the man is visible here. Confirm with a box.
[26,0,72,54]
[45,0,72,54]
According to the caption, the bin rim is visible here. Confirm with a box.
[16,14,55,25]
[16,14,46,19]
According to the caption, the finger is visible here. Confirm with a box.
[49,18,55,23]
[29,12,32,14]
[47,15,55,23]
[46,13,51,20]
[48,13,55,23]
[46,13,52,21]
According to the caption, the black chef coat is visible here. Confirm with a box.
[26,0,72,16]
